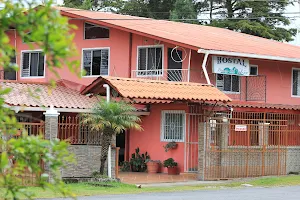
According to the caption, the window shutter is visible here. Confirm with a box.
[30,52,39,76]
[22,53,30,77]
[38,53,44,76]
[100,49,109,75]
[83,50,92,76]
[293,70,300,96]
[138,48,147,71]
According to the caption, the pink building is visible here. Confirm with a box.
[4,6,300,180]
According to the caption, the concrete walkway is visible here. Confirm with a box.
[140,180,228,187]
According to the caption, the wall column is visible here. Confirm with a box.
[198,122,206,180]
[43,106,60,182]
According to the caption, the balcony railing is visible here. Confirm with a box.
[131,69,202,82]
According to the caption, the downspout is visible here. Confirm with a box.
[201,51,211,85]
[128,33,133,78]
[187,49,191,82]
[103,84,112,178]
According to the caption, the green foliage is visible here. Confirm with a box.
[163,158,178,168]
[197,0,296,42]
[82,98,141,174]
[120,161,131,172]
[163,141,177,152]
[0,0,79,199]
[129,147,149,172]
[170,0,197,23]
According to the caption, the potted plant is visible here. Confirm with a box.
[163,141,178,152]
[145,159,160,174]
[163,158,178,175]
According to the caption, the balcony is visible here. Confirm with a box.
[222,75,267,102]
[0,70,17,80]
[131,69,202,82]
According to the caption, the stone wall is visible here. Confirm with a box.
[61,145,102,178]
[286,147,300,174]
[61,145,117,178]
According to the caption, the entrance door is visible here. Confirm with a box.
[116,131,125,165]
[168,48,182,81]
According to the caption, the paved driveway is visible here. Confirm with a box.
[48,186,300,200]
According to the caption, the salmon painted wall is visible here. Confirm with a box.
[6,18,194,86]
[189,53,300,106]
[129,103,189,173]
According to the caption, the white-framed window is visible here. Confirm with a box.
[216,74,240,93]
[82,48,109,77]
[137,46,163,76]
[292,68,300,96]
[250,65,258,76]
[84,22,109,39]
[161,110,185,142]
[21,51,45,78]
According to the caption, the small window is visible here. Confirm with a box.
[292,68,300,96]
[216,74,240,93]
[161,110,185,142]
[4,52,17,80]
[21,51,45,78]
[137,46,163,76]
[82,48,109,76]
[250,65,258,76]
[84,23,109,39]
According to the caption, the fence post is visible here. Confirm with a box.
[43,106,60,182]
[198,122,206,180]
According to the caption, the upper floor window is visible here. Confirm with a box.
[84,22,109,39]
[250,65,258,76]
[137,46,163,76]
[161,110,185,142]
[216,74,240,93]
[82,48,109,77]
[21,51,45,78]
[292,68,300,96]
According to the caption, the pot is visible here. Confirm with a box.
[146,162,159,173]
[167,166,178,175]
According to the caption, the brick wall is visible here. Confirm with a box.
[61,145,117,178]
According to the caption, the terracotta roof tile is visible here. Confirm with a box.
[215,101,300,111]
[228,101,300,110]
[2,82,97,109]
[56,6,300,61]
[82,77,231,103]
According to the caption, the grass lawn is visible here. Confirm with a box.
[1,175,300,199]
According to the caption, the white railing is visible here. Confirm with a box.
[131,69,190,82]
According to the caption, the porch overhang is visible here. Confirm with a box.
[1,81,150,115]
[81,76,231,104]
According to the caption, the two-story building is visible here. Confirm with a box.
[3,6,300,180]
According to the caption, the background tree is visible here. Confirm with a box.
[197,0,296,42]
[170,0,197,23]
[82,99,141,175]
[0,0,78,199]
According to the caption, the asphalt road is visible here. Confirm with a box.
[50,186,300,200]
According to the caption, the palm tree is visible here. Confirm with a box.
[82,98,141,175]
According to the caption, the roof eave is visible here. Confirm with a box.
[198,49,300,63]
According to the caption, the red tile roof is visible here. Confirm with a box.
[82,76,231,103]
[56,6,300,61]
[228,101,300,110]
[2,81,97,109]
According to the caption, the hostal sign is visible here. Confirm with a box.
[212,56,250,76]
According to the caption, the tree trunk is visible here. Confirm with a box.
[99,127,114,175]
[209,0,213,22]
[226,0,233,18]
